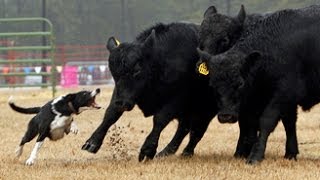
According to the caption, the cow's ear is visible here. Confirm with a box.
[237,5,246,24]
[107,37,120,51]
[204,6,217,18]
[196,48,212,75]
[241,51,261,77]
[197,48,212,63]
[143,29,156,49]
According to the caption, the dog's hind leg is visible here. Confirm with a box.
[25,134,46,166]
[16,120,38,157]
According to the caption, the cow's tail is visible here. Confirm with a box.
[8,96,40,114]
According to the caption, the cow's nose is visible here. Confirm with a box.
[218,114,238,123]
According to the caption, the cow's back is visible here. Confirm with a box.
[235,5,320,54]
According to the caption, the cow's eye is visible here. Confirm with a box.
[218,37,230,46]
[132,63,142,78]
[133,70,141,78]
[238,78,245,89]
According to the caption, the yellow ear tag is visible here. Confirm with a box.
[198,62,209,75]
[115,38,121,46]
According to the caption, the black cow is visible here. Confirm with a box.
[82,23,217,161]
[198,5,265,55]
[198,5,320,164]
[198,5,270,159]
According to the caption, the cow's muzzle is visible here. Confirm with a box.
[217,113,238,124]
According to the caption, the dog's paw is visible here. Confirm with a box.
[70,127,79,134]
[15,146,23,157]
[70,122,79,134]
[25,157,35,166]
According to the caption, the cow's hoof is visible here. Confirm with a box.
[156,148,175,158]
[246,158,261,165]
[181,150,194,157]
[138,147,156,162]
[138,153,152,162]
[234,153,246,159]
[234,150,250,159]
[138,151,156,162]
[138,153,153,162]
[246,153,264,165]
[284,153,297,161]
[81,140,101,153]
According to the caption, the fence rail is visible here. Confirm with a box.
[0,18,112,90]
[0,17,56,97]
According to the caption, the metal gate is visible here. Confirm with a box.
[0,17,56,97]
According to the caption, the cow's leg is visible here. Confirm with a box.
[281,106,299,160]
[246,100,280,164]
[156,119,190,157]
[139,111,174,162]
[234,113,258,158]
[181,116,212,157]
[82,105,123,153]
[234,122,258,158]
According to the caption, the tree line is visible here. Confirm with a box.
[0,0,319,45]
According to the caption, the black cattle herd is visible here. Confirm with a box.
[81,4,320,164]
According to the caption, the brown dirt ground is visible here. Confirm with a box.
[1,86,320,180]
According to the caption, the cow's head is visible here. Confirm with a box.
[106,30,156,111]
[197,48,261,123]
[199,5,246,54]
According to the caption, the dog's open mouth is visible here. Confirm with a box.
[88,88,101,109]
[88,96,101,109]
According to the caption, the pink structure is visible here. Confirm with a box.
[60,66,78,87]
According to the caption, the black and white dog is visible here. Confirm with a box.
[9,88,101,165]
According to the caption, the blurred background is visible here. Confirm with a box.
[0,0,319,89]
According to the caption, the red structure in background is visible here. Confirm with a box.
[1,44,108,63]
[0,40,24,84]
[56,45,108,64]
[0,41,113,86]
[55,44,112,86]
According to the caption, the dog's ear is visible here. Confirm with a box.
[64,94,76,102]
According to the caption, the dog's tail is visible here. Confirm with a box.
[8,96,40,114]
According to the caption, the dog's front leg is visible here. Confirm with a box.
[25,141,44,166]
[70,120,79,134]
[65,118,78,135]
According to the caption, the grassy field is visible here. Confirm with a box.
[1,86,320,180]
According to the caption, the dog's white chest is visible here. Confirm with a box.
[50,116,72,141]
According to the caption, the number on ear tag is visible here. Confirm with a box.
[198,62,209,75]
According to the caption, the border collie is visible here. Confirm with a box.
[9,88,101,165]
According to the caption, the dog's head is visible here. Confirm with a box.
[65,88,101,114]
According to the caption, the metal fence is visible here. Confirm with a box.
[0,17,56,97]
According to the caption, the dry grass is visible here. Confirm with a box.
[1,86,320,180]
